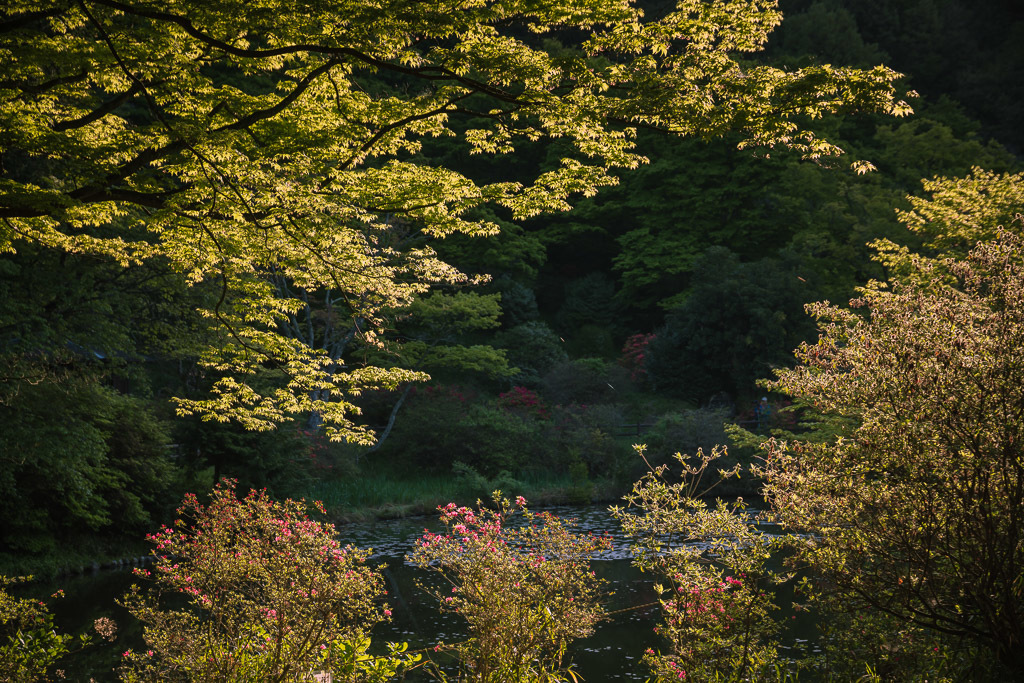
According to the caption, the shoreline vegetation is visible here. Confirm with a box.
[4,389,770,580]
[1,457,645,580]
[4,433,766,581]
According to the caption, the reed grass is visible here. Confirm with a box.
[304,468,617,522]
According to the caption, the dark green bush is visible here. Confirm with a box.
[493,322,567,386]
[373,385,473,472]
[0,382,176,554]
[457,403,549,477]
[545,403,631,480]
[540,358,630,405]
[641,409,730,467]
[645,247,816,403]
[381,386,550,477]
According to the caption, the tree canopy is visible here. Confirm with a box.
[0,0,912,440]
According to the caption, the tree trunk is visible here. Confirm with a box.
[363,384,413,459]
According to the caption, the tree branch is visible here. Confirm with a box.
[0,187,180,218]
[365,383,413,455]
[337,93,472,171]
[52,81,144,131]
[85,0,526,104]
[215,59,341,133]
[0,69,89,94]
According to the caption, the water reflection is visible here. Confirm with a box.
[338,504,641,562]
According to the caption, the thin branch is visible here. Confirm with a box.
[336,93,472,171]
[0,186,179,218]
[214,59,341,133]
[85,0,525,104]
[365,383,413,454]
[0,70,88,94]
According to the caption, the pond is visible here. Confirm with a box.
[25,504,815,681]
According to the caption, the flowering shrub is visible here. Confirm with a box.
[299,429,335,474]
[120,480,417,682]
[497,386,549,421]
[409,493,610,682]
[614,446,787,682]
[0,577,86,682]
[619,333,655,383]
[761,233,1024,677]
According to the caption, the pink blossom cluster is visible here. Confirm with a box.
[123,479,392,679]
[619,332,655,381]
[497,386,550,420]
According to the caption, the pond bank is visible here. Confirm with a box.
[4,478,627,581]
[327,479,626,524]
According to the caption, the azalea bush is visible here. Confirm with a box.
[120,480,417,682]
[496,386,549,421]
[619,333,656,384]
[614,446,791,682]
[762,231,1024,677]
[409,493,610,682]
[0,577,87,683]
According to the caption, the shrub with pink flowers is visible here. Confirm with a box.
[619,333,655,383]
[119,480,417,682]
[299,428,336,474]
[613,446,786,681]
[496,386,549,421]
[409,493,610,682]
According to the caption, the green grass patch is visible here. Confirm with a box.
[308,472,467,518]
[305,466,627,523]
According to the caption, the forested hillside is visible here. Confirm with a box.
[0,0,1020,574]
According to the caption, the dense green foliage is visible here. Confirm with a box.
[3,0,957,568]
[1,0,909,441]
[1,8,1023,682]
[644,247,814,401]
[763,232,1024,675]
